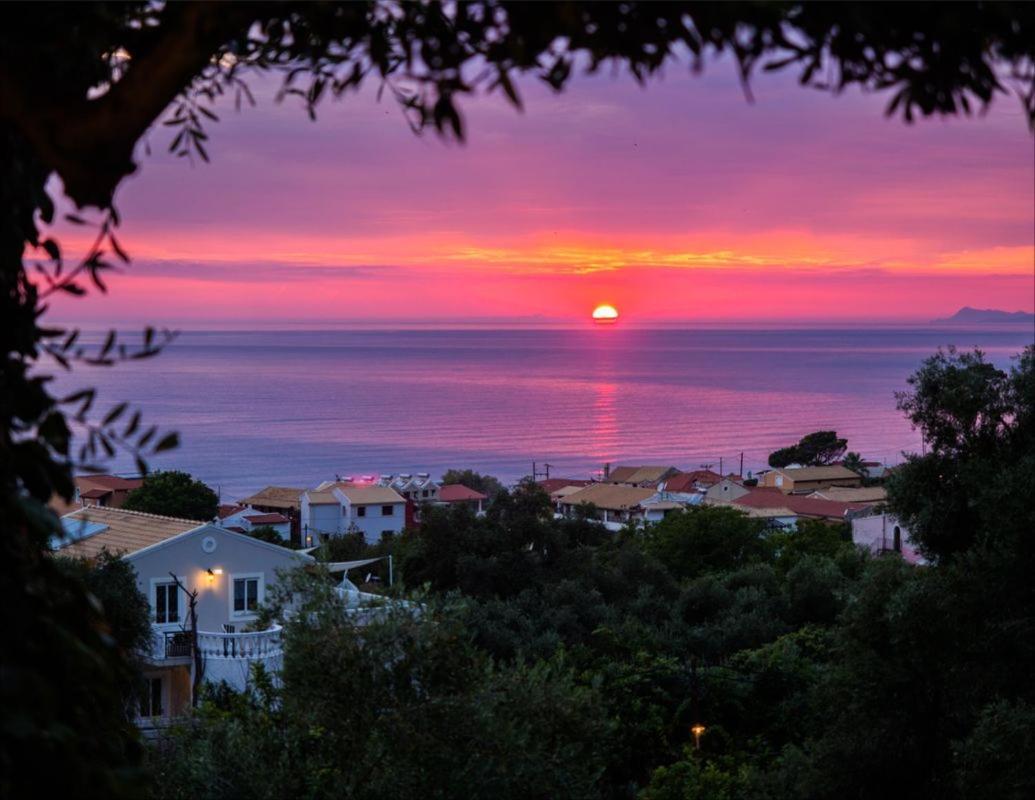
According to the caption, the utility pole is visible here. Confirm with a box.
[531,462,552,481]
[719,456,724,476]
[739,452,744,478]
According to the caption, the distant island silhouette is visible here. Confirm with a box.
[933,306,1035,325]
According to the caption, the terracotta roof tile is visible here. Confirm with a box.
[238,486,304,509]
[537,478,591,494]
[438,484,487,502]
[244,512,290,525]
[560,483,656,511]
[55,507,199,560]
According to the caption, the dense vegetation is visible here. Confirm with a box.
[440,468,503,499]
[122,470,219,520]
[151,347,1035,800]
[3,3,1033,796]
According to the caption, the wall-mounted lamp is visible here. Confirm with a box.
[207,567,223,578]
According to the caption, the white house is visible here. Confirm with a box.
[216,504,292,541]
[557,484,691,531]
[379,472,439,504]
[300,481,407,545]
[851,512,925,565]
[55,507,314,731]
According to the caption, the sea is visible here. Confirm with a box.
[53,325,1034,501]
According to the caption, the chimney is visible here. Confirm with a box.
[603,462,611,479]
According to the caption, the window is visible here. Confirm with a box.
[381,505,394,516]
[154,582,179,624]
[422,489,429,498]
[232,576,261,617]
[356,505,366,517]
[139,676,163,718]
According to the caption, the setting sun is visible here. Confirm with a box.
[592,304,619,324]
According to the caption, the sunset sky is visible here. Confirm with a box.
[50,55,1034,327]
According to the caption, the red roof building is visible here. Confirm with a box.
[731,487,870,521]
[437,484,488,514]
[537,478,591,494]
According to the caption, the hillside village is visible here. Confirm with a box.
[50,451,916,733]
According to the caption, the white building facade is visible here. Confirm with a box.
[300,482,407,545]
[125,524,314,730]
[851,512,925,565]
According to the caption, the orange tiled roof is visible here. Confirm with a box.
[55,506,199,560]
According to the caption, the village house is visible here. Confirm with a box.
[720,486,868,527]
[602,464,681,487]
[74,473,143,508]
[558,483,666,530]
[50,473,144,516]
[550,483,591,513]
[537,477,591,495]
[54,506,398,733]
[805,486,888,504]
[216,504,292,541]
[851,512,925,564]
[707,500,800,530]
[237,485,304,539]
[658,469,724,494]
[55,507,311,731]
[704,476,750,504]
[761,465,863,494]
[836,458,887,480]
[436,484,488,514]
[300,481,407,545]
[379,472,439,504]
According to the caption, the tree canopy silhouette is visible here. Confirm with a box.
[1,2,1033,797]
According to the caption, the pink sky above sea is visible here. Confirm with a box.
[46,56,1034,327]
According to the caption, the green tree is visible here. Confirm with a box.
[888,346,1034,561]
[155,589,609,800]
[246,524,286,545]
[841,451,867,477]
[641,506,770,581]
[781,347,1035,800]
[122,470,218,521]
[953,699,1035,800]
[768,431,848,468]
[440,468,504,499]
[54,550,153,711]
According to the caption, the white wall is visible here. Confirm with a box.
[127,525,310,634]
[302,501,343,539]
[343,501,404,544]
[851,513,925,565]
[219,507,291,541]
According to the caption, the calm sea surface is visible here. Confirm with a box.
[55,327,1033,500]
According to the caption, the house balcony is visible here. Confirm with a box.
[196,625,283,661]
[147,624,283,666]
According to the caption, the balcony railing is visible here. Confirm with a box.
[196,625,283,660]
[150,624,283,663]
[164,630,193,659]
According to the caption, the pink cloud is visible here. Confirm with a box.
[43,57,1034,326]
